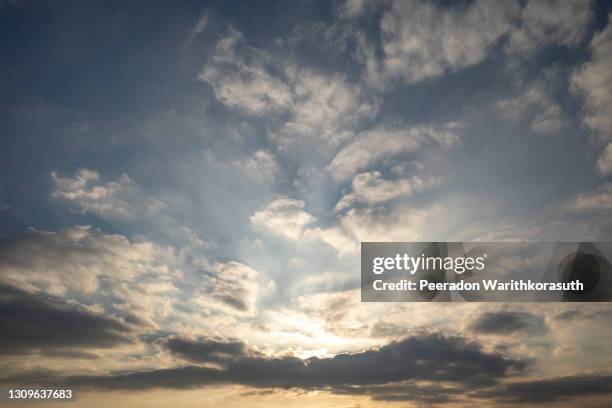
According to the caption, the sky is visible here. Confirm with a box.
[1,0,612,406]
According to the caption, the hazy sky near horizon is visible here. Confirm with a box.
[2,0,612,406]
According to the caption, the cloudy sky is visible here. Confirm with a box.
[1,0,612,406]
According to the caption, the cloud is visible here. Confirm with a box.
[571,14,612,173]
[199,28,292,115]
[0,283,135,355]
[51,169,166,219]
[530,103,567,134]
[382,1,514,81]
[360,0,518,86]
[553,307,612,322]
[0,226,177,295]
[334,171,441,212]
[231,150,280,182]
[337,0,369,19]
[497,82,567,134]
[330,204,434,254]
[18,333,523,400]
[250,197,437,257]
[186,11,208,44]
[163,337,247,364]
[572,15,612,140]
[352,0,592,87]
[328,124,460,181]
[303,225,360,258]
[199,262,259,316]
[276,69,377,146]
[506,0,593,53]
[474,373,612,403]
[569,182,612,210]
[0,224,260,340]
[597,144,612,175]
[199,28,376,146]
[469,311,546,335]
[250,198,316,241]
[338,382,467,404]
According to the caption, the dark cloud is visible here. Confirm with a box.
[161,334,522,390]
[43,350,101,360]
[163,337,247,363]
[214,293,250,313]
[473,373,612,403]
[333,382,466,405]
[3,333,523,405]
[0,284,134,355]
[469,311,546,335]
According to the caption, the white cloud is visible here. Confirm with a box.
[303,204,434,257]
[250,198,316,240]
[249,198,358,256]
[497,83,568,134]
[277,69,377,146]
[231,150,280,181]
[304,226,358,258]
[334,171,441,212]
[352,0,591,87]
[199,28,376,146]
[569,182,612,210]
[0,226,178,295]
[366,0,518,86]
[51,169,165,219]
[507,0,593,54]
[250,197,436,257]
[0,225,264,332]
[328,124,460,181]
[337,205,431,244]
[199,28,292,115]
